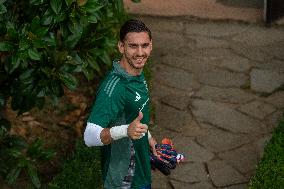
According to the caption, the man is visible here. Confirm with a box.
[84,19,157,189]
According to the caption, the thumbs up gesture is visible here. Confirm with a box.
[127,111,148,140]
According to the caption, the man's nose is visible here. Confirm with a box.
[136,46,143,56]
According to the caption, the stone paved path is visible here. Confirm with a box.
[137,16,284,189]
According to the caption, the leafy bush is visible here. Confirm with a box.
[0,116,55,188]
[49,140,103,189]
[0,0,129,187]
[249,117,284,189]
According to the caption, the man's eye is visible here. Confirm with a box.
[129,44,138,48]
[142,44,149,48]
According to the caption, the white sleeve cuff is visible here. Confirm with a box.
[110,125,129,140]
[148,130,152,140]
[84,122,104,147]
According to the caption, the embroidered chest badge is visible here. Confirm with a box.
[135,92,141,102]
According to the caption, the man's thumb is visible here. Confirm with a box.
[136,111,143,122]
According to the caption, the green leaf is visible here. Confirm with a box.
[6,22,18,40]
[0,118,11,136]
[42,9,53,25]
[10,136,28,149]
[65,34,81,49]
[0,4,7,15]
[8,148,22,158]
[27,164,41,189]
[30,0,44,5]
[19,69,34,81]
[131,0,141,2]
[27,138,43,158]
[50,80,64,97]
[28,48,41,60]
[86,55,101,73]
[67,21,83,34]
[84,1,103,13]
[83,67,94,81]
[65,0,75,7]
[43,33,56,47]
[6,167,22,185]
[31,17,49,37]
[50,0,62,14]
[0,92,5,108]
[0,42,13,51]
[114,0,124,13]
[19,38,30,51]
[0,21,7,35]
[87,15,97,23]
[10,54,21,73]
[99,51,111,66]
[59,72,78,90]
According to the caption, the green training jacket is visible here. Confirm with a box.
[88,60,151,189]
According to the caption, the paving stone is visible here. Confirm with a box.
[197,128,250,153]
[181,120,205,137]
[161,94,192,110]
[250,69,284,93]
[160,55,217,73]
[221,184,248,189]
[207,160,247,187]
[196,67,248,87]
[253,135,272,160]
[232,26,284,46]
[185,22,249,37]
[152,31,187,51]
[195,86,256,104]
[172,136,215,162]
[151,81,189,100]
[170,180,216,189]
[251,59,284,73]
[151,125,180,144]
[265,91,284,109]
[265,43,284,60]
[219,145,258,174]
[191,99,267,134]
[154,64,200,91]
[156,104,192,132]
[170,162,209,183]
[190,48,236,60]
[165,48,251,73]
[199,122,216,129]
[138,17,184,33]
[230,43,271,62]
[190,36,229,49]
[264,110,284,132]
[152,170,171,189]
[237,100,276,120]
[216,56,251,73]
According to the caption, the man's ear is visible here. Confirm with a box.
[118,41,124,54]
[150,40,153,51]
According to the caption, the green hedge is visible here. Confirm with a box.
[249,117,284,189]
[49,140,102,189]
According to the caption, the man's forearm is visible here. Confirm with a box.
[84,122,129,146]
[100,128,112,145]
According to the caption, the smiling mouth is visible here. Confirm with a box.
[134,56,146,62]
[135,58,144,62]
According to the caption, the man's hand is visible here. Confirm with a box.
[149,136,157,156]
[128,111,148,140]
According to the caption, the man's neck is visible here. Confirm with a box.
[119,58,142,76]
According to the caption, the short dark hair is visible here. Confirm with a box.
[119,19,152,41]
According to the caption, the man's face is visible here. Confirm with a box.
[118,32,152,70]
